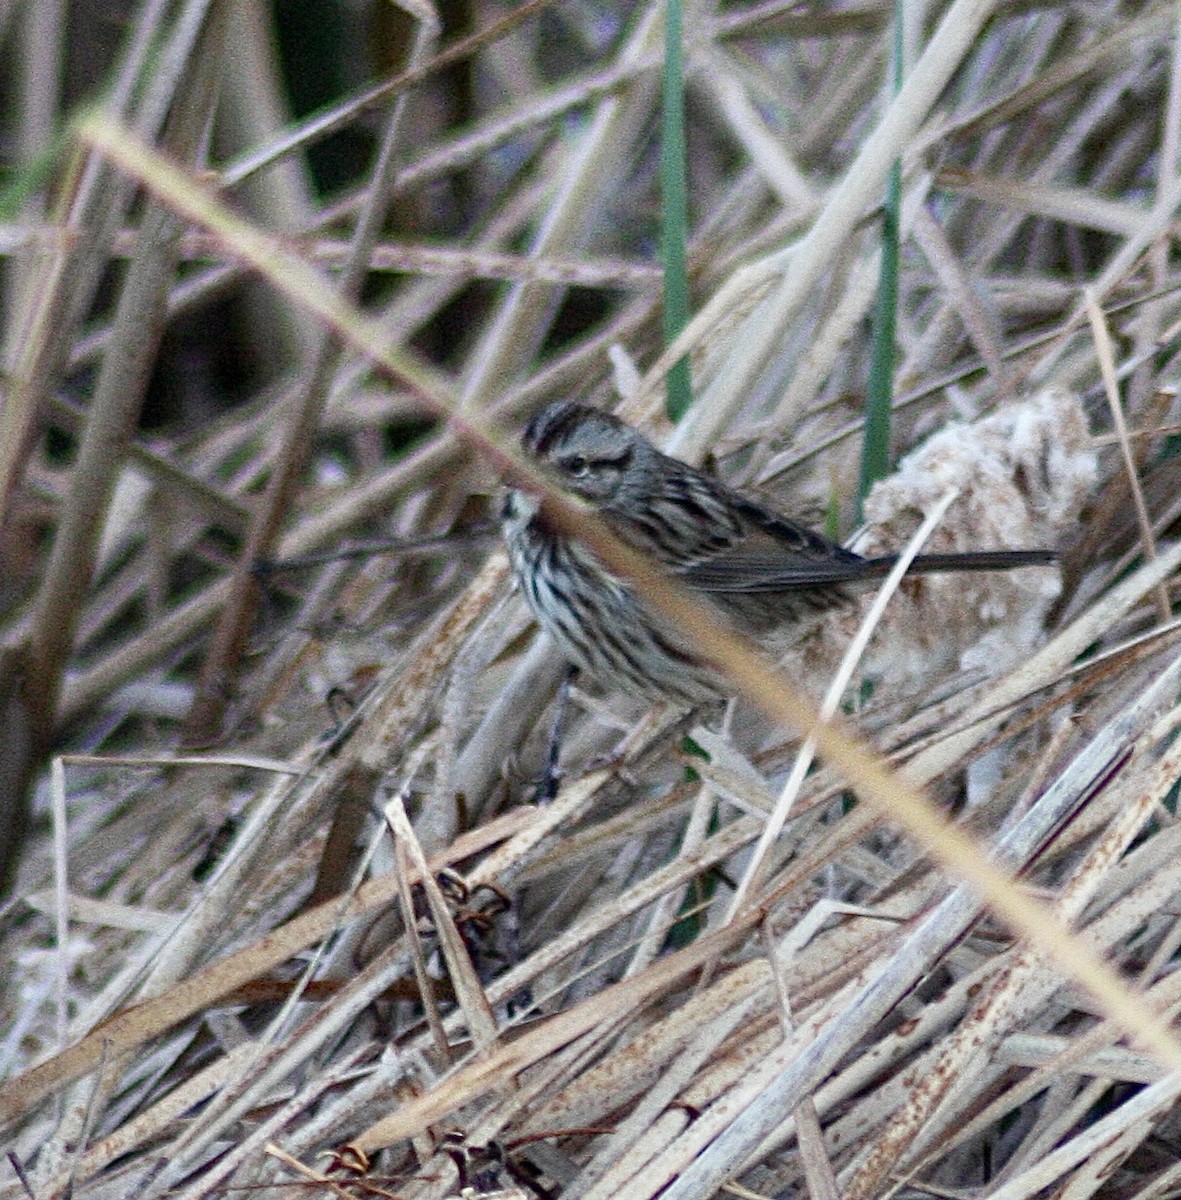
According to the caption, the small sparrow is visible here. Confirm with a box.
[502,401,1056,704]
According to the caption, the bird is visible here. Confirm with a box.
[501,401,1057,705]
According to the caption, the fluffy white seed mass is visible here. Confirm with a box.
[803,388,1096,696]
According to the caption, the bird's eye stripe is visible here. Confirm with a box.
[558,447,633,473]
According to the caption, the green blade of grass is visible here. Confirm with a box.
[662,0,692,421]
[858,0,905,517]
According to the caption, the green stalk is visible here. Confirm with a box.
[662,0,692,421]
[858,0,905,517]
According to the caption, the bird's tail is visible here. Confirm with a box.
[864,549,1057,575]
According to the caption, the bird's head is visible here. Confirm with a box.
[520,401,650,508]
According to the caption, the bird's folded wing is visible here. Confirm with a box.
[676,554,873,592]
[675,505,870,593]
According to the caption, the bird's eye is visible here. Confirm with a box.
[565,454,590,477]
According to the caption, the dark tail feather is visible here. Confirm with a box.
[863,549,1057,576]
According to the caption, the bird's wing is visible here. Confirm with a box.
[676,498,871,593]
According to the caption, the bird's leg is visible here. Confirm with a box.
[537,663,578,803]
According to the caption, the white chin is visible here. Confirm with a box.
[501,488,540,531]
